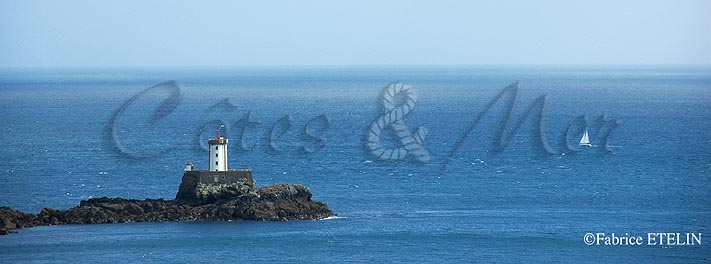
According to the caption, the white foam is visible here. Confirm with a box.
[320,216,346,220]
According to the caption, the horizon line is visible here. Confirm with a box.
[1,63,710,71]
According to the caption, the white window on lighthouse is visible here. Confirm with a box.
[208,132,229,171]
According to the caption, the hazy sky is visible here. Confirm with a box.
[1,0,710,67]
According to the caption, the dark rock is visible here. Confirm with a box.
[0,207,35,235]
[1,179,333,235]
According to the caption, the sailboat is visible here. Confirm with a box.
[579,129,592,147]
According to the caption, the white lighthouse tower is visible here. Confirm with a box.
[208,132,229,171]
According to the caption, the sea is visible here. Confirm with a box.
[0,66,709,263]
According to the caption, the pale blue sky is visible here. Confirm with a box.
[1,0,710,67]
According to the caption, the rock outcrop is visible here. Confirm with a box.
[0,173,333,235]
[0,207,36,235]
[175,170,258,204]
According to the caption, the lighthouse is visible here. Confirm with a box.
[176,132,254,201]
[208,132,229,171]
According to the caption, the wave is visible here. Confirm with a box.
[320,216,346,220]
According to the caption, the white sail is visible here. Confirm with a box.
[579,130,592,146]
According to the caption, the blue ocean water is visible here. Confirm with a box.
[0,66,709,262]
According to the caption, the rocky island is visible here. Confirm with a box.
[0,133,333,235]
[0,174,333,235]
